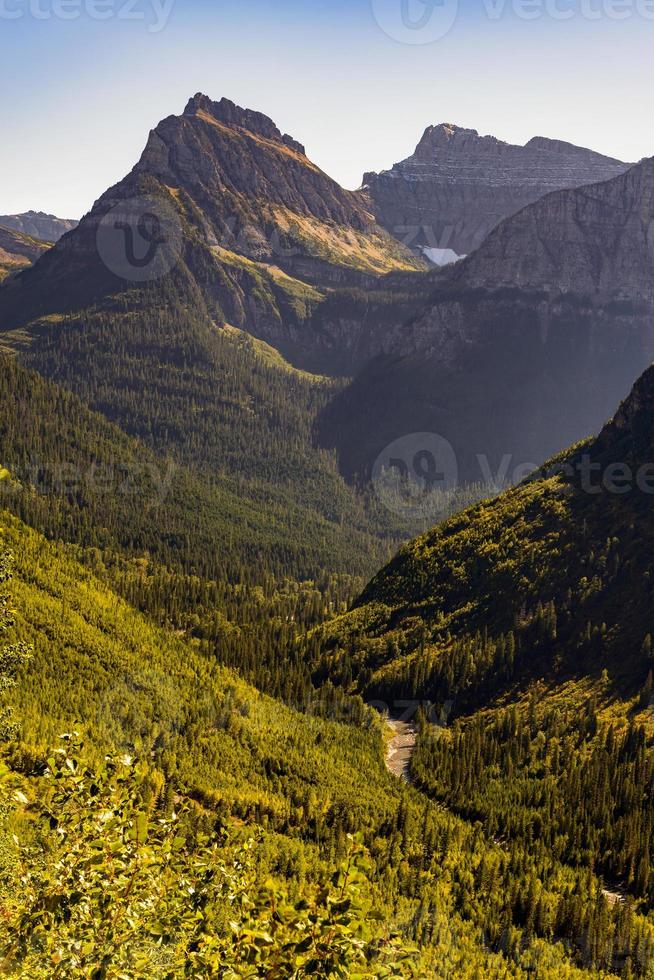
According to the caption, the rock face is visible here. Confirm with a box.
[130,93,420,282]
[0,93,421,338]
[457,155,654,299]
[0,92,424,375]
[0,94,421,330]
[0,211,77,242]
[318,155,654,485]
[363,124,630,259]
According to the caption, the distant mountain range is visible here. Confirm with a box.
[2,94,654,518]
[363,124,630,261]
[0,95,429,586]
[0,210,77,242]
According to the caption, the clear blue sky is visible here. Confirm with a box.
[2,0,653,218]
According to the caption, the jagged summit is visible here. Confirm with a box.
[410,124,626,165]
[182,93,305,154]
[413,123,503,159]
[0,91,420,332]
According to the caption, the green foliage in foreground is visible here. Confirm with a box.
[3,738,415,979]
[0,550,30,741]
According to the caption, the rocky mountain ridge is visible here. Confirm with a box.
[131,93,421,281]
[0,94,421,332]
[363,123,630,258]
[0,210,77,242]
[2,96,652,509]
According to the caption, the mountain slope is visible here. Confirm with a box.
[364,123,630,260]
[323,363,654,701]
[317,366,654,967]
[1,494,646,978]
[0,94,421,328]
[0,97,431,592]
[458,153,654,295]
[0,227,48,282]
[0,97,426,565]
[143,94,421,281]
[0,354,388,584]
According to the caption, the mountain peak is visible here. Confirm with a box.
[424,122,479,139]
[413,123,484,159]
[182,93,305,154]
[526,135,580,152]
[364,121,630,257]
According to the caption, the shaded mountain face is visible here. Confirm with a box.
[319,155,654,487]
[0,226,49,282]
[457,154,654,296]
[321,360,654,704]
[0,210,77,242]
[363,123,630,260]
[316,364,654,943]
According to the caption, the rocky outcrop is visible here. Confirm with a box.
[0,211,77,242]
[455,155,654,299]
[363,124,630,259]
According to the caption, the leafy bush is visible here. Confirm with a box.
[2,737,417,978]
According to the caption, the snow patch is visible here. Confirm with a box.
[422,247,466,267]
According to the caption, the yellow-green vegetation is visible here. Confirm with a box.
[0,227,49,282]
[219,322,330,381]
[0,351,402,719]
[2,738,417,978]
[318,372,654,975]
[3,267,654,973]
[268,205,425,276]
[212,246,325,320]
[0,337,398,584]
[0,508,633,977]
[7,91,654,979]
